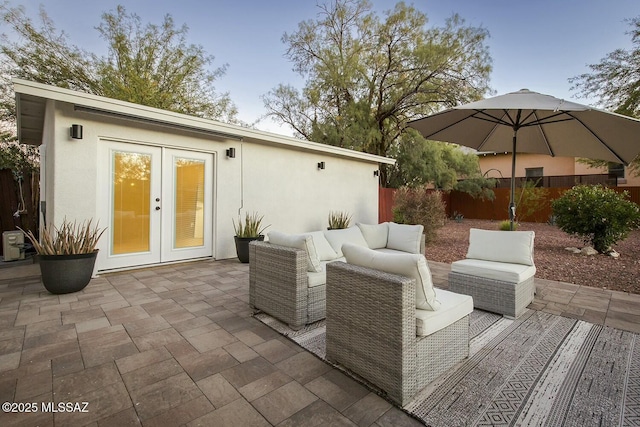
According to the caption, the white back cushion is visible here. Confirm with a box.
[466,228,535,266]
[342,243,441,311]
[307,231,338,261]
[356,222,388,249]
[387,223,424,254]
[323,226,369,257]
[268,231,322,272]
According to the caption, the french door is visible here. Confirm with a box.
[99,141,213,270]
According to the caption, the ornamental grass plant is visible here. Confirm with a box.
[233,212,269,238]
[20,218,106,255]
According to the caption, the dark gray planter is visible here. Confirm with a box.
[234,235,264,263]
[37,251,98,294]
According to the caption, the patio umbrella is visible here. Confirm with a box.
[408,88,640,229]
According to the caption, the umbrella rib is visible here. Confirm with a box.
[531,110,554,156]
[564,111,627,164]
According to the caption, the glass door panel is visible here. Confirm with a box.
[112,151,152,254]
[174,158,205,249]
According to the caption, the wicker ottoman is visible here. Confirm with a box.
[448,271,535,318]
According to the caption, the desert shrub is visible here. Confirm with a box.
[551,185,640,253]
[392,186,446,245]
[499,220,518,231]
[516,180,550,221]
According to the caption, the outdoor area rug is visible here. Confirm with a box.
[254,309,640,426]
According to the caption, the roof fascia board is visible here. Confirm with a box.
[13,79,395,165]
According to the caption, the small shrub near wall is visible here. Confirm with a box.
[392,186,447,245]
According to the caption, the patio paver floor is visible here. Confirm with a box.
[0,258,638,426]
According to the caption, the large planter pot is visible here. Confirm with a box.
[37,251,99,294]
[234,235,264,263]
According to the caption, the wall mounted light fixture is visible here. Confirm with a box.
[226,147,236,158]
[70,124,83,140]
[373,170,380,177]
[317,161,325,170]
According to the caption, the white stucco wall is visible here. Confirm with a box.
[42,98,383,270]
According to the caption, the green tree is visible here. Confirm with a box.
[570,16,640,175]
[0,2,237,124]
[387,129,495,198]
[263,0,492,185]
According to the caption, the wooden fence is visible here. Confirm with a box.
[0,168,39,256]
[379,186,640,224]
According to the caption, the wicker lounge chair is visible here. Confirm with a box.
[449,228,536,318]
[325,261,472,406]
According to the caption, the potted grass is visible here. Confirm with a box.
[328,210,352,230]
[20,219,106,294]
[233,212,269,263]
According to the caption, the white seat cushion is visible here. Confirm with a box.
[342,243,441,311]
[356,222,388,249]
[415,289,473,337]
[268,231,322,273]
[307,259,345,287]
[324,226,369,257]
[451,258,536,283]
[307,231,339,261]
[467,228,535,266]
[387,222,424,254]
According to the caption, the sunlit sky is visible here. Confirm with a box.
[8,0,640,135]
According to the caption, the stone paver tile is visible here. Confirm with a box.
[0,353,21,374]
[608,295,640,315]
[178,347,238,382]
[232,329,266,347]
[142,395,213,427]
[116,347,173,375]
[304,369,369,412]
[140,299,183,316]
[253,339,299,364]
[129,372,203,421]
[75,316,111,334]
[54,380,132,426]
[61,306,106,325]
[0,327,24,342]
[569,290,611,311]
[180,322,222,339]
[252,380,318,425]
[237,370,292,402]
[185,328,237,353]
[604,310,640,334]
[161,309,196,325]
[216,316,254,333]
[14,369,52,400]
[53,362,122,401]
[342,392,392,427]
[220,357,277,389]
[374,406,425,426]
[275,351,332,385]
[122,358,184,391]
[20,339,80,366]
[131,328,184,351]
[123,316,171,338]
[51,352,85,377]
[172,316,215,333]
[23,326,76,349]
[79,329,139,368]
[97,407,141,427]
[15,307,60,326]
[223,341,259,363]
[0,336,23,355]
[0,376,16,402]
[279,399,358,427]
[104,306,151,325]
[187,396,269,427]
[197,373,241,408]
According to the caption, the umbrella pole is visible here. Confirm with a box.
[510,132,517,231]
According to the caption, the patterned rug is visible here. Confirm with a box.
[255,309,640,426]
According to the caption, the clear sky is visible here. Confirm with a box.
[8,0,640,136]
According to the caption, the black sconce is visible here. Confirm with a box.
[226,147,236,158]
[70,124,83,140]
[373,170,380,177]
[317,161,325,170]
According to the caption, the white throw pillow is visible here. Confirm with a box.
[307,231,338,261]
[356,222,388,249]
[323,226,369,257]
[466,228,535,266]
[342,243,441,311]
[267,231,322,273]
[386,223,424,254]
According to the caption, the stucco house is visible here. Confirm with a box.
[478,151,640,187]
[13,79,393,273]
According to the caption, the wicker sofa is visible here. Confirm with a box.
[325,248,473,406]
[249,222,425,329]
[449,228,536,318]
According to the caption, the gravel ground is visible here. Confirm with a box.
[425,219,640,295]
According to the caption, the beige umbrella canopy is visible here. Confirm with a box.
[409,88,640,229]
